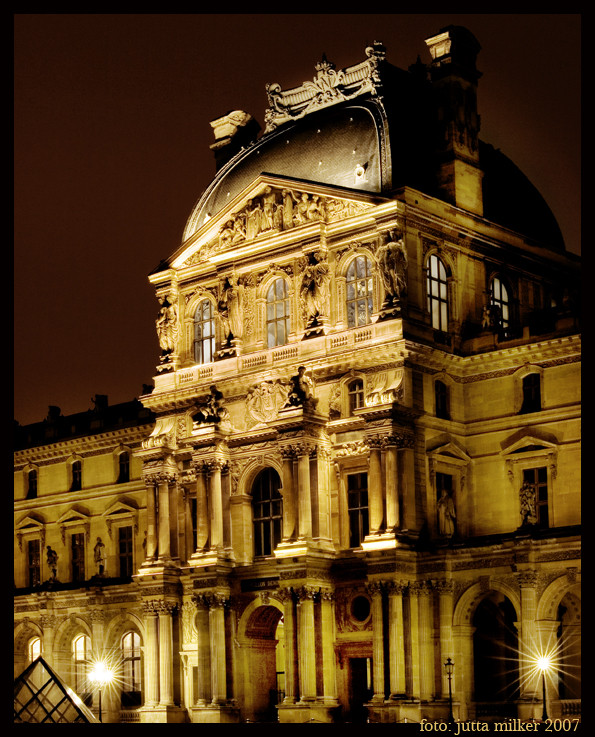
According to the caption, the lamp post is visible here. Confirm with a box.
[445,657,455,725]
[537,656,551,722]
[89,661,114,723]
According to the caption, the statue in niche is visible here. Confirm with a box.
[284,366,318,412]
[519,481,537,526]
[377,231,407,316]
[46,546,58,580]
[482,303,502,331]
[156,293,179,360]
[192,385,230,426]
[93,537,106,576]
[218,273,244,345]
[437,488,456,537]
[300,251,329,330]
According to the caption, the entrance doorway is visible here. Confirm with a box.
[348,657,372,723]
[239,603,285,722]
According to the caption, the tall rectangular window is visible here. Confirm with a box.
[27,470,38,499]
[71,532,85,582]
[347,473,369,548]
[523,467,549,527]
[118,525,134,578]
[71,460,82,491]
[27,539,41,587]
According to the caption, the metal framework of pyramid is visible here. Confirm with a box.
[14,656,99,723]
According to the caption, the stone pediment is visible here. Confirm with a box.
[427,440,471,465]
[171,175,378,270]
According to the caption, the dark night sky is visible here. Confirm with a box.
[14,14,581,427]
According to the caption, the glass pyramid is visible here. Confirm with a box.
[14,656,99,723]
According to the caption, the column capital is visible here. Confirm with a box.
[294,584,320,602]
[516,570,538,589]
[142,599,178,615]
[385,580,408,595]
[366,580,385,597]
[434,578,455,594]
[142,458,179,485]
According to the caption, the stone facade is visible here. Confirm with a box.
[14,26,580,724]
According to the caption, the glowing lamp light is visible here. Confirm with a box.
[89,660,115,722]
[537,656,552,672]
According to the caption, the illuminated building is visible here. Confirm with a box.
[14,26,580,723]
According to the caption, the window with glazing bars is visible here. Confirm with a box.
[346,255,374,327]
[253,468,283,557]
[426,254,449,331]
[267,279,290,348]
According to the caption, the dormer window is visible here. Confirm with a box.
[346,255,374,327]
[193,299,215,365]
[267,278,290,348]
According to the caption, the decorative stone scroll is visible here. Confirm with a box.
[246,380,291,424]
[264,42,386,131]
[365,368,404,406]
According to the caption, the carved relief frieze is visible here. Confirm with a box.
[246,380,291,425]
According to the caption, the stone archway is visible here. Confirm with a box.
[236,598,284,722]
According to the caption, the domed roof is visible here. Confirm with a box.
[181,30,565,253]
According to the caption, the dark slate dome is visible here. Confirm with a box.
[182,30,565,253]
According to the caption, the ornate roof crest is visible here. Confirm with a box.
[264,42,386,132]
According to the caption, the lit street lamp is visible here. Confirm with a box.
[537,656,551,722]
[445,657,455,725]
[89,661,114,722]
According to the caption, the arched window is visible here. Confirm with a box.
[266,279,290,348]
[28,636,41,663]
[70,460,82,491]
[193,299,215,365]
[520,373,541,414]
[435,380,450,420]
[252,468,283,557]
[346,255,374,327]
[72,634,92,704]
[121,631,142,707]
[117,451,130,483]
[347,378,365,415]
[490,276,510,330]
[426,254,449,332]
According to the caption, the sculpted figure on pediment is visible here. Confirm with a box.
[192,385,230,427]
[284,366,318,412]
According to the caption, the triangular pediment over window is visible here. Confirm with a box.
[168,174,383,272]
[500,431,558,457]
[427,439,471,465]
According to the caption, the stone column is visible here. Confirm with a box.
[408,583,421,699]
[208,461,225,550]
[145,481,158,561]
[368,582,385,701]
[280,449,296,542]
[296,446,313,540]
[398,443,416,531]
[158,602,176,706]
[384,441,399,531]
[279,588,298,704]
[386,582,407,698]
[194,597,211,705]
[207,594,228,705]
[418,582,434,701]
[368,442,383,534]
[316,447,332,541]
[158,480,171,560]
[436,579,455,698]
[320,589,338,703]
[517,571,539,700]
[195,464,209,551]
[296,586,317,701]
[143,604,160,706]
